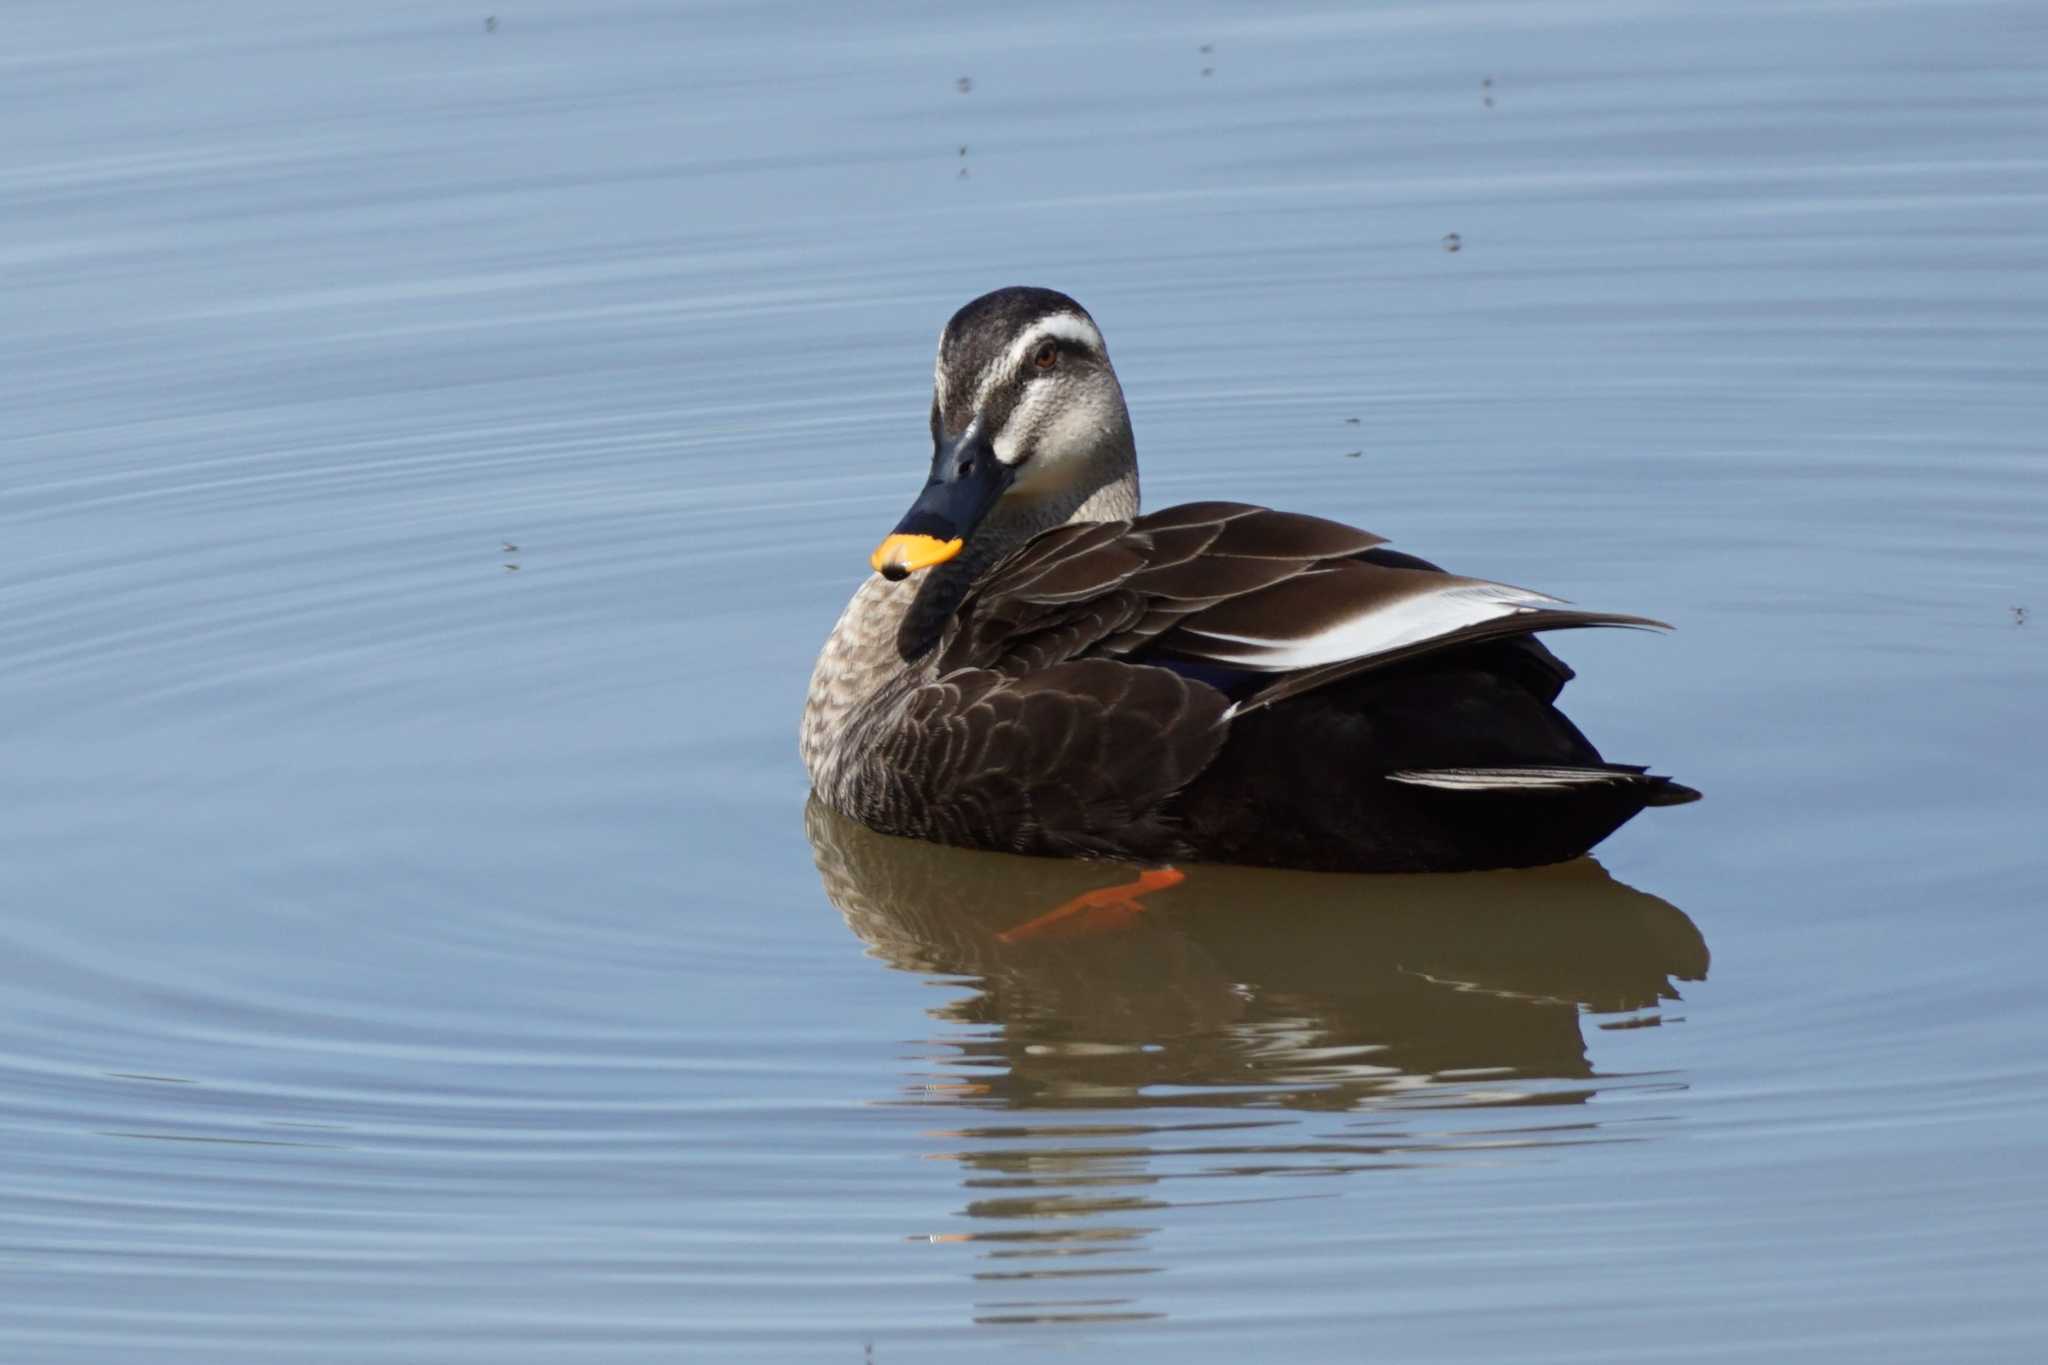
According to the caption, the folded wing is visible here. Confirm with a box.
[945,502,1666,713]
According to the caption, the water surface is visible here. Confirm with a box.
[3,1,2044,1360]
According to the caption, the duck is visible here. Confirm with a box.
[800,287,1697,873]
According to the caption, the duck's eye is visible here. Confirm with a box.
[1031,340,1058,371]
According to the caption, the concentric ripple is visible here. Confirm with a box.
[2,1,2045,1361]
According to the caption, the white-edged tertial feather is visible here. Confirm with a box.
[1175,577,1573,671]
[1387,766,1701,806]
[1387,766,1646,791]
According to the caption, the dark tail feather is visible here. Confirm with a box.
[1371,764,1699,869]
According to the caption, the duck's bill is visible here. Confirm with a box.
[871,532,963,578]
[870,433,1012,580]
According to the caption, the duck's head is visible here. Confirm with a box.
[872,287,1137,581]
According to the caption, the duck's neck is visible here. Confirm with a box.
[800,464,1139,785]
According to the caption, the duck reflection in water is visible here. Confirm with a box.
[806,800,1708,1325]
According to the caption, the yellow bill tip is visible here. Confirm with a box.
[871,533,963,580]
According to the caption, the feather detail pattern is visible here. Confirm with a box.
[816,503,1674,865]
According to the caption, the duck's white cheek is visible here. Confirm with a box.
[1008,457,1065,497]
[1041,394,1110,454]
[997,385,1107,495]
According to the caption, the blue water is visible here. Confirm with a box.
[3,1,2044,1359]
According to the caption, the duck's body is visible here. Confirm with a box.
[801,288,1695,873]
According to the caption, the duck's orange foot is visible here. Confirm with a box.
[997,866,1186,944]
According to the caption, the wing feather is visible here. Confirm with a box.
[943,503,1666,702]
[1204,509,1388,559]
[1131,500,1265,531]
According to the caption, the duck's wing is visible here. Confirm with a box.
[946,502,1667,714]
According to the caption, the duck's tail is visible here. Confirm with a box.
[1387,764,1700,805]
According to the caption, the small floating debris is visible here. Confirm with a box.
[484,15,496,33]
[2014,605,2029,626]
[1344,416,1360,425]
[1481,75,1493,108]
[1442,232,1462,253]
[1343,450,1363,459]
[956,75,973,94]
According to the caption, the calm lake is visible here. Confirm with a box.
[3,1,2044,1359]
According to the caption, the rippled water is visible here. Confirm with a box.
[4,1,2045,1360]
